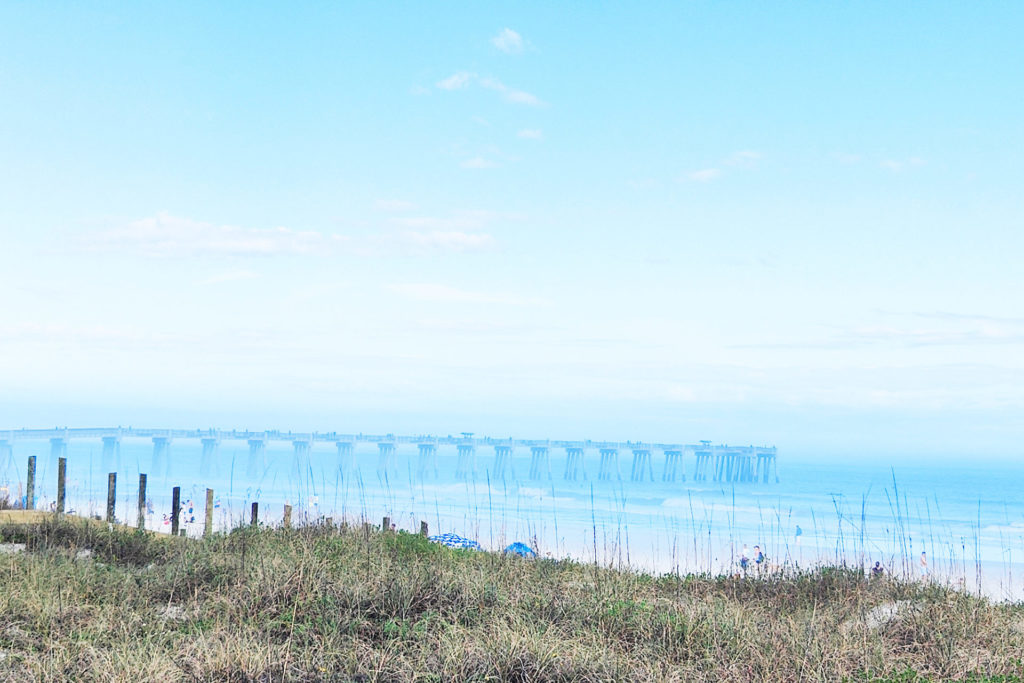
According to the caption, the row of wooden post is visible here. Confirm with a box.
[22,455,428,538]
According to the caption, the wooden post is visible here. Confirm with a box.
[250,501,259,526]
[420,520,429,537]
[56,457,66,514]
[25,456,36,510]
[283,504,292,529]
[137,474,147,530]
[171,486,181,536]
[106,473,116,523]
[325,517,333,530]
[204,488,214,538]
[383,516,391,532]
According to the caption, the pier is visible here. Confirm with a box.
[0,428,778,484]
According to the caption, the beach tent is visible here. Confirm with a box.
[503,542,536,558]
[428,533,482,550]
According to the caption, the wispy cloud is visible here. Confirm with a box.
[460,156,498,169]
[733,322,1024,352]
[200,269,260,285]
[400,231,496,251]
[390,210,496,231]
[436,71,474,90]
[880,157,926,172]
[491,28,524,54]
[517,128,543,140]
[477,77,544,106]
[387,210,505,252]
[434,72,544,106]
[724,150,761,168]
[0,321,188,348]
[83,212,341,257]
[834,152,862,164]
[375,199,417,212]
[900,311,1024,325]
[389,282,543,305]
[686,168,721,182]
[680,150,761,183]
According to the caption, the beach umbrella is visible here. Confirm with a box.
[428,533,482,551]
[503,542,536,558]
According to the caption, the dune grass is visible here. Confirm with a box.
[0,515,1022,681]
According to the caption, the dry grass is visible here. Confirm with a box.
[0,515,1022,681]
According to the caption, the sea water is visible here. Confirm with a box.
[3,438,1022,600]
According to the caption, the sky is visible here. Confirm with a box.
[1,3,1023,458]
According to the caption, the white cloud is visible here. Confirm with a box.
[517,129,543,140]
[375,199,417,212]
[436,71,474,90]
[0,321,187,347]
[461,157,498,169]
[491,28,524,54]
[686,168,721,182]
[479,77,544,106]
[434,73,543,106]
[504,89,543,107]
[83,212,341,257]
[880,157,926,172]
[409,84,431,96]
[401,231,496,251]
[725,150,761,167]
[389,283,542,305]
[391,210,496,231]
[200,269,260,285]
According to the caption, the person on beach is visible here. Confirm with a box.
[740,545,750,572]
[871,561,885,578]
[754,545,765,570]
[919,551,928,579]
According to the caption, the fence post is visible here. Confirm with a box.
[251,501,259,526]
[420,520,429,537]
[382,516,391,532]
[283,504,292,529]
[56,457,66,514]
[137,474,147,530]
[204,488,214,538]
[25,456,36,510]
[106,473,116,524]
[171,486,181,536]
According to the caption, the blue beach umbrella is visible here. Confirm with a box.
[428,533,482,550]
[503,542,536,558]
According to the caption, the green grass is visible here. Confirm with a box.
[1,516,1023,681]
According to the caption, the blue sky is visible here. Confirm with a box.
[2,3,1023,457]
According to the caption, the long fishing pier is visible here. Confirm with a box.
[0,428,778,484]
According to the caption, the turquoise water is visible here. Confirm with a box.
[3,439,1023,599]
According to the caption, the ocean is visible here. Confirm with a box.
[3,438,1023,600]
